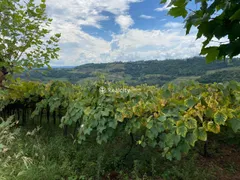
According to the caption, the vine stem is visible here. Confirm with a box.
[116,133,134,168]
[204,140,209,157]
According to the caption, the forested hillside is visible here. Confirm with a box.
[19,57,240,86]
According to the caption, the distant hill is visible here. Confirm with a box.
[51,66,76,69]
[18,57,240,86]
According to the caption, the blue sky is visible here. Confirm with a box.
[45,0,204,66]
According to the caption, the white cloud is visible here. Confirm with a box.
[115,15,134,31]
[45,0,143,32]
[155,0,174,12]
[107,29,203,62]
[43,0,204,66]
[164,22,183,29]
[43,0,142,65]
[77,15,110,29]
[50,26,204,66]
[139,15,155,19]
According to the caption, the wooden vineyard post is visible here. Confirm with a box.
[63,125,68,137]
[22,108,26,126]
[17,108,20,122]
[58,108,61,124]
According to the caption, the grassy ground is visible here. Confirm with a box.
[1,119,240,180]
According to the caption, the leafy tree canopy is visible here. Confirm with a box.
[0,0,61,83]
[160,0,240,62]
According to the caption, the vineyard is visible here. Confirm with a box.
[1,0,240,178]
[1,79,240,161]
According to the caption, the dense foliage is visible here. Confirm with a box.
[1,79,240,161]
[0,0,60,85]
[160,0,240,62]
[198,69,240,83]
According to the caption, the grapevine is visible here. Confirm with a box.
[1,79,240,160]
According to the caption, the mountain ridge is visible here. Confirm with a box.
[19,57,240,86]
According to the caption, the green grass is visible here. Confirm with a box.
[1,118,240,180]
[171,76,201,83]
[206,66,240,75]
[108,63,124,70]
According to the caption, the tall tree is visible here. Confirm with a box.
[160,0,240,62]
[0,0,61,86]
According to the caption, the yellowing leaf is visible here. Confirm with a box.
[176,125,188,137]
[207,121,220,134]
[214,111,227,125]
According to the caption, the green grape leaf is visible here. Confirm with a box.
[156,122,165,133]
[184,97,198,108]
[158,115,167,122]
[171,148,181,161]
[108,119,118,129]
[146,129,155,140]
[97,125,106,133]
[0,144,4,151]
[186,132,198,147]
[163,118,174,130]
[162,89,171,99]
[166,151,173,161]
[165,133,175,147]
[83,127,92,135]
[102,109,110,117]
[214,111,227,125]
[176,125,188,137]
[179,141,190,154]
[84,107,92,116]
[115,113,124,122]
[196,127,207,141]
[146,119,153,129]
[173,134,181,146]
[228,118,240,133]
[185,118,197,129]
